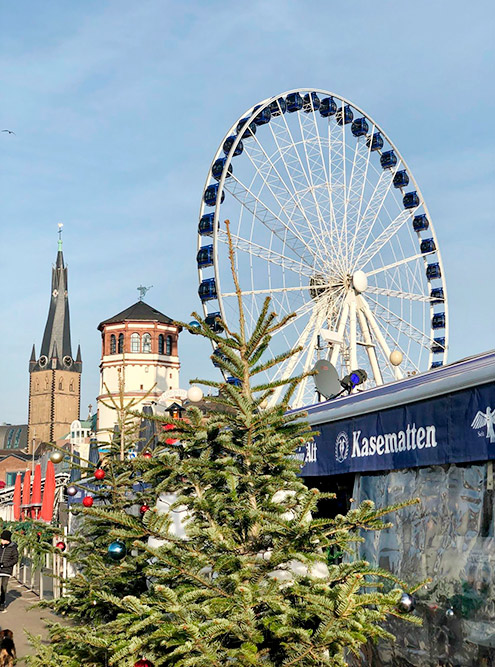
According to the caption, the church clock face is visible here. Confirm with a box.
[38,355,48,368]
[52,289,58,298]
[63,356,73,367]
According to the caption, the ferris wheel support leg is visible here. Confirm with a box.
[358,296,404,380]
[356,305,383,385]
[329,301,350,368]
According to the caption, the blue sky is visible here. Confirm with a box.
[1,0,494,424]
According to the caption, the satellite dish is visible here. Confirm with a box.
[312,360,342,399]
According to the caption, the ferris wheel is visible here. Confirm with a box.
[196,89,448,408]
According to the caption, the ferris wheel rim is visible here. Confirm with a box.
[197,89,448,401]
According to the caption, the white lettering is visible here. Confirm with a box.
[376,435,384,455]
[398,431,406,452]
[361,437,369,456]
[416,427,425,449]
[426,425,437,448]
[385,433,397,453]
[346,423,437,458]
[352,431,361,458]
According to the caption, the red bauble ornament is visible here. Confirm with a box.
[142,451,152,459]
[56,541,66,551]
[0,481,6,489]
[94,468,105,480]
[163,423,174,431]
[83,496,94,507]
[134,660,154,667]
[140,504,150,514]
[165,437,177,445]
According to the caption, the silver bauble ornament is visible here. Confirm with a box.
[446,608,455,618]
[66,485,78,497]
[397,592,415,613]
[50,451,64,464]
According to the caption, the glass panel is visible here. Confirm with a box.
[166,336,172,356]
[142,333,151,353]
[131,333,140,353]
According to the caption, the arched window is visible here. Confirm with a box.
[118,333,124,353]
[35,380,40,392]
[142,333,151,353]
[110,334,116,354]
[131,333,141,353]
[158,334,165,355]
[69,380,74,392]
[166,335,172,356]
[59,379,63,390]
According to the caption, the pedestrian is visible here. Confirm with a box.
[0,531,18,612]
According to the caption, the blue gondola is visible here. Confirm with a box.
[319,96,337,117]
[198,278,217,302]
[351,117,369,137]
[269,97,287,116]
[212,158,233,181]
[205,311,224,333]
[223,135,243,157]
[335,105,353,125]
[286,92,303,112]
[198,213,215,236]
[432,312,446,329]
[426,263,442,280]
[420,238,436,253]
[403,191,420,209]
[393,170,409,189]
[430,287,444,303]
[380,151,397,169]
[252,105,271,126]
[431,361,443,368]
[366,132,384,151]
[303,92,320,112]
[431,337,446,353]
[413,214,429,232]
[196,244,214,268]
[212,347,227,368]
[236,118,257,139]
[204,184,225,207]
[226,377,242,387]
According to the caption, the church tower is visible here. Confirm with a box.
[28,230,82,450]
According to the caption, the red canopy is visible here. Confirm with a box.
[40,461,56,523]
[31,464,42,519]
[12,474,22,521]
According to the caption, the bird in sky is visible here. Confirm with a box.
[1,129,15,135]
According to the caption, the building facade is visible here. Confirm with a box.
[27,236,82,450]
[96,300,181,441]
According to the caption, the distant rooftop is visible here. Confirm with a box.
[98,301,174,329]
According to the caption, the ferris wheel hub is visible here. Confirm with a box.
[352,271,368,294]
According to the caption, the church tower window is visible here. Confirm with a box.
[131,333,141,353]
[110,334,116,354]
[118,333,124,353]
[142,333,152,353]
[59,379,64,390]
[166,335,172,356]
[158,334,164,355]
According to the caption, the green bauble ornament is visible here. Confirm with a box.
[107,540,126,561]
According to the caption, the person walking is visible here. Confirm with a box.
[0,530,18,612]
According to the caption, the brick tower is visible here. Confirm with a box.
[28,230,82,450]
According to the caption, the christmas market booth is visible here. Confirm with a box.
[299,349,495,666]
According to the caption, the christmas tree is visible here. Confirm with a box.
[27,225,422,666]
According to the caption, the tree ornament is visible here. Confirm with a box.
[134,660,154,667]
[55,541,66,551]
[446,608,455,618]
[187,385,203,402]
[66,485,78,497]
[397,592,415,613]
[94,468,105,480]
[82,496,94,508]
[50,450,64,464]
[165,437,177,445]
[142,451,152,459]
[0,481,6,489]
[107,540,127,561]
[188,320,201,333]
[163,423,174,431]
[140,504,150,514]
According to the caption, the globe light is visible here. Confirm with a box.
[187,386,203,403]
[390,350,403,366]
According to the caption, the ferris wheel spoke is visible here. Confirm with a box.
[358,296,403,380]
[267,116,335,267]
[349,164,399,265]
[372,319,421,374]
[366,251,435,278]
[217,230,315,279]
[354,206,418,270]
[364,294,432,350]
[344,132,374,266]
[292,308,329,407]
[223,174,321,264]
[329,299,350,367]
[221,284,310,298]
[366,285,431,302]
[356,304,383,385]
[241,137,329,264]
